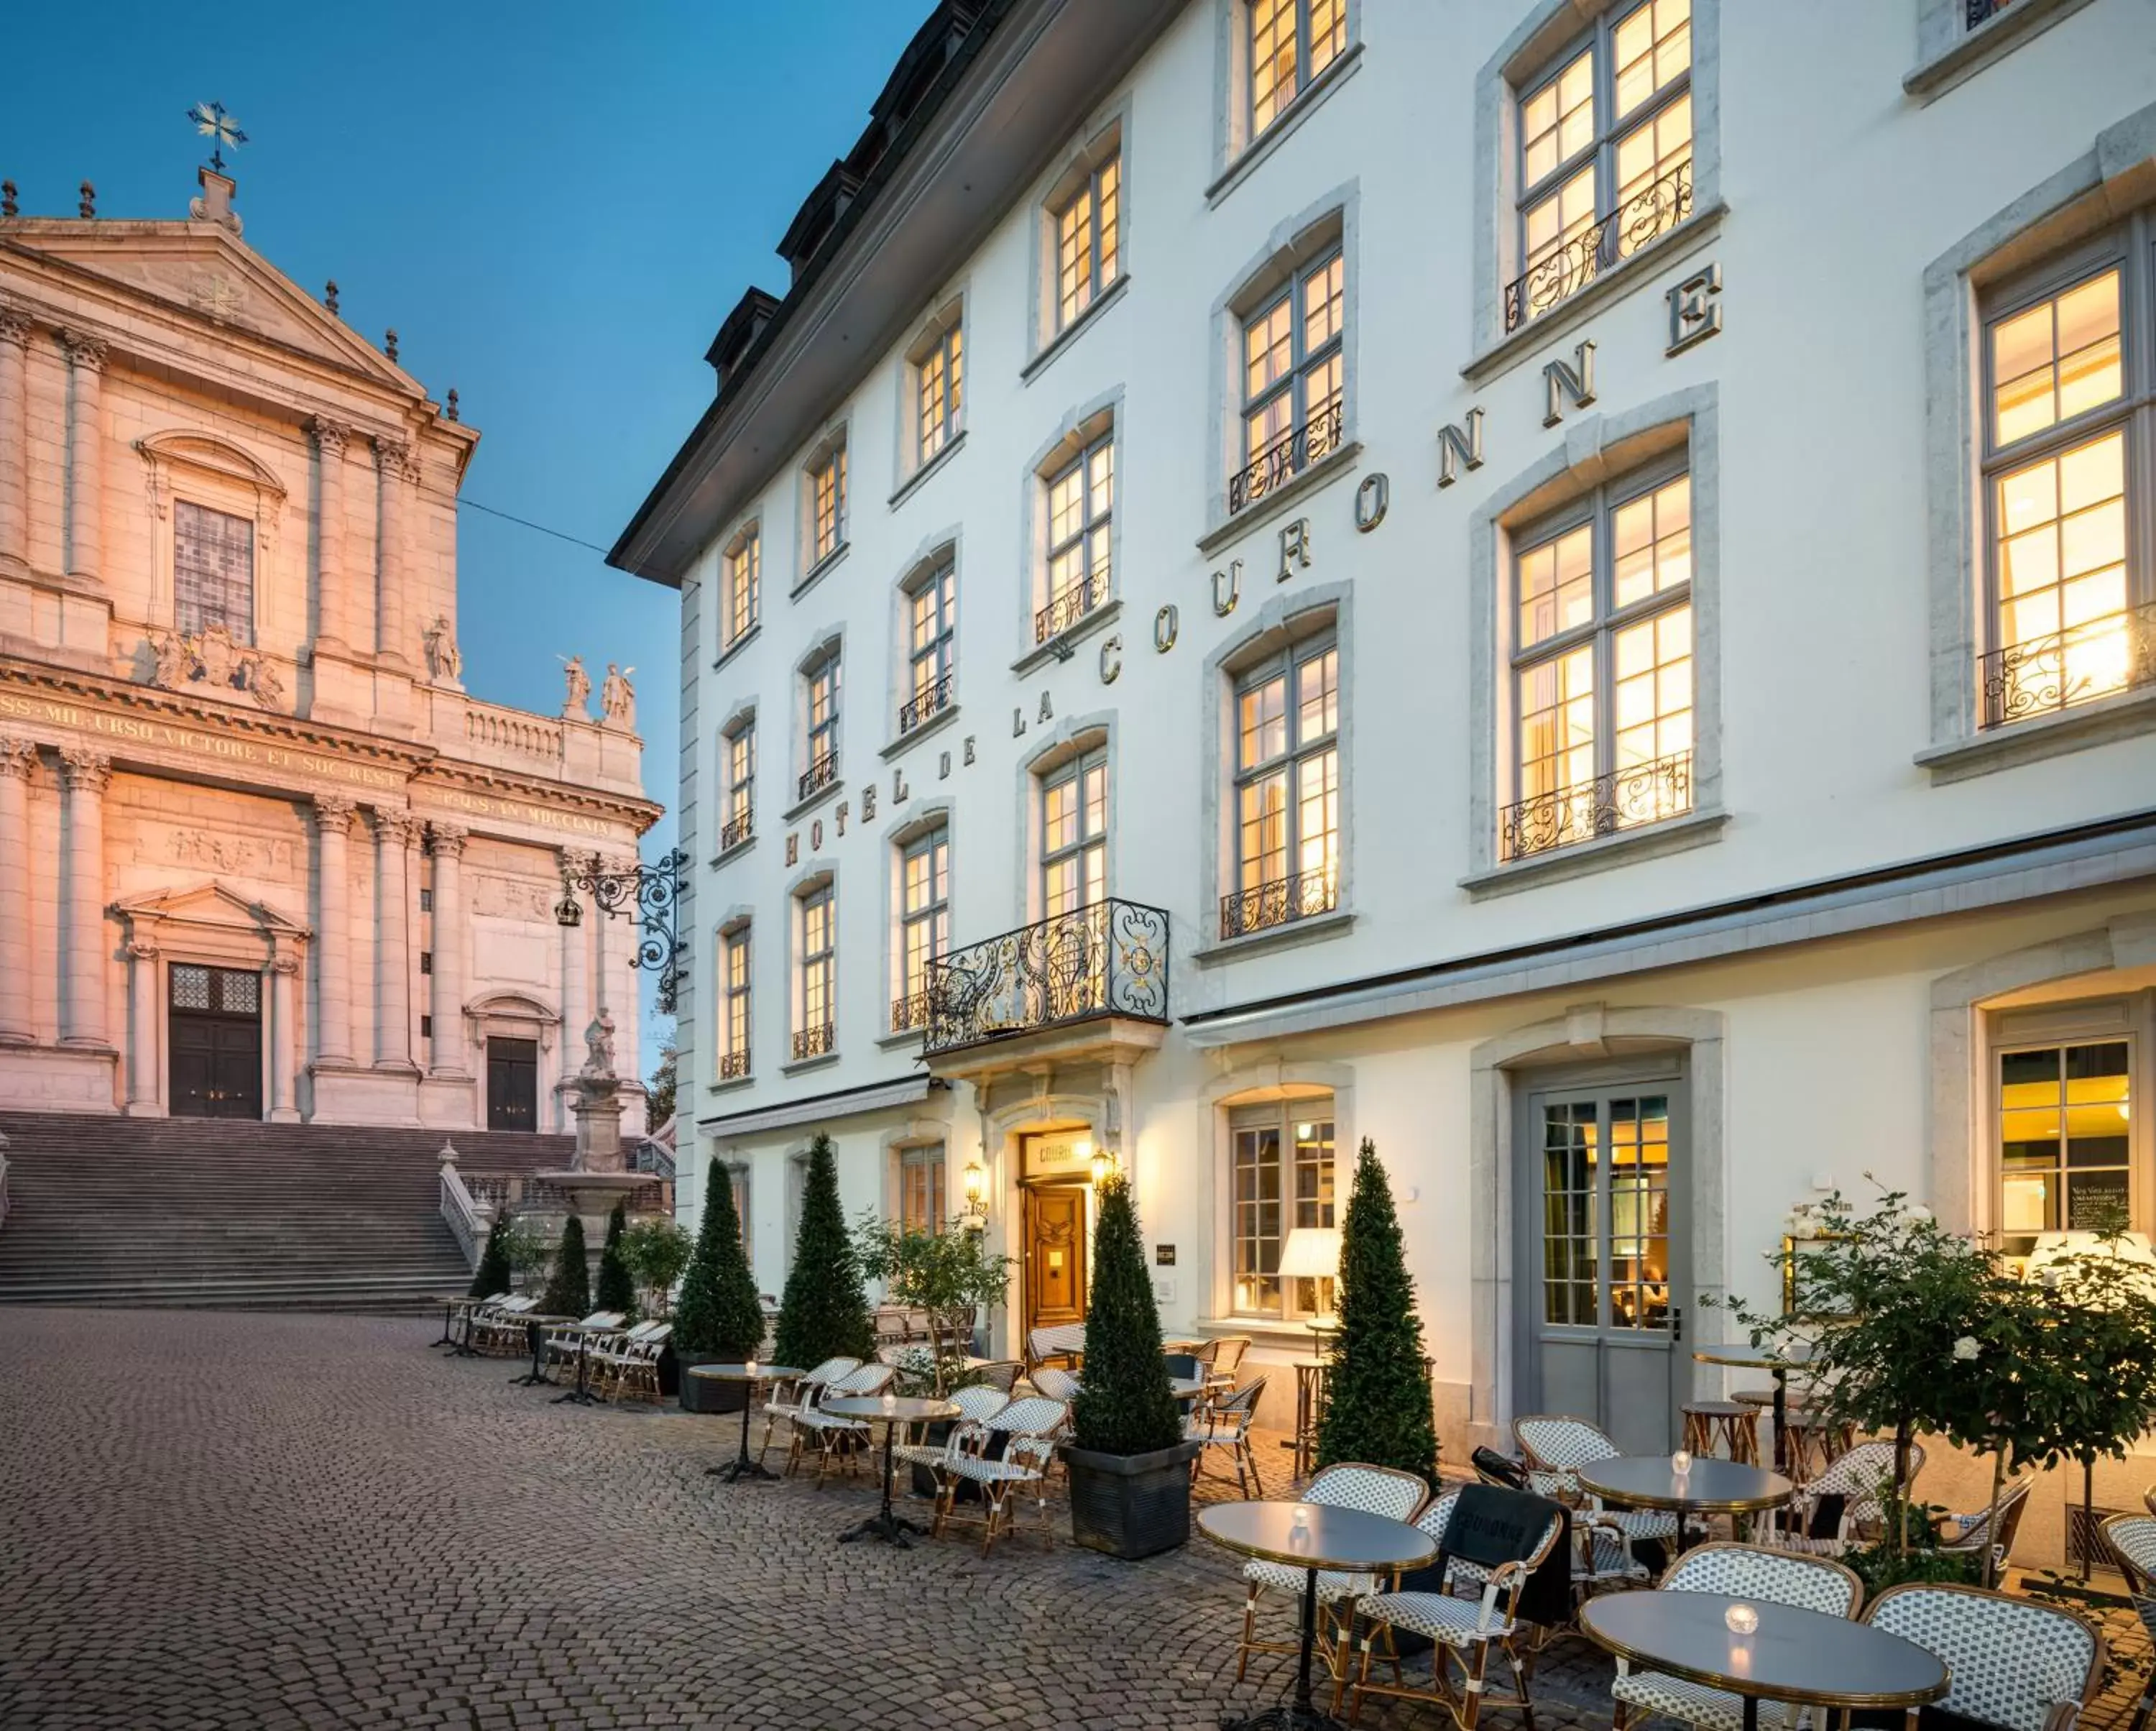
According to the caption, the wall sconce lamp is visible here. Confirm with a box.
[1089,1146,1114,1189]
[961,1157,988,1219]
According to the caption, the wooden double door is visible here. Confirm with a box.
[487,1038,539,1131]
[1022,1182,1089,1336]
[168,964,263,1119]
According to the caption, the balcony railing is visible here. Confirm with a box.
[1966,0,2010,24]
[1229,399,1345,515]
[790,1024,834,1062]
[1220,867,1340,940]
[1981,601,2156,730]
[890,988,932,1035]
[1499,749,1694,863]
[797,750,838,803]
[1035,575,1103,646]
[924,898,1170,1057]
[718,1049,750,1080]
[720,808,753,850]
[899,671,954,735]
[1503,160,1693,334]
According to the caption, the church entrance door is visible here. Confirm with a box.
[487,1037,539,1131]
[168,963,264,1119]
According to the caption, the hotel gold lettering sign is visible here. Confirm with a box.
[0,692,404,789]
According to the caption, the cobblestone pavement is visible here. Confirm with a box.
[0,1310,2144,1730]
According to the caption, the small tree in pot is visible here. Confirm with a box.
[622,1216,692,1318]
[1319,1139,1439,1486]
[1065,1174,1201,1559]
[469,1214,512,1298]
[594,1199,637,1323]
[674,1160,766,1413]
[501,1219,552,1293]
[854,1211,1013,1395]
[539,1215,591,1320]
[773,1133,874,1372]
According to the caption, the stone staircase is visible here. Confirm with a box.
[0,1113,575,1312]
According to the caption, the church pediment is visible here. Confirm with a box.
[111,878,308,937]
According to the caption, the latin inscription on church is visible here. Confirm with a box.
[0,692,405,790]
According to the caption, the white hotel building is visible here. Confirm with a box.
[614,0,2156,1474]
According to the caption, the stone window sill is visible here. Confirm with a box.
[1904,0,2101,101]
[1196,441,1363,558]
[781,778,844,825]
[713,623,760,672]
[1192,1316,1335,1354]
[1204,42,1364,210]
[1462,203,1726,387]
[888,430,967,513]
[781,1052,841,1078]
[1191,908,1355,968]
[875,1027,926,1052]
[792,541,850,602]
[882,701,962,760]
[1010,596,1121,676]
[1916,684,2156,784]
[706,1073,755,1095]
[709,835,756,870]
[1460,807,1729,900]
[1022,276,1130,385]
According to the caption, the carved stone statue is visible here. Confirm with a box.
[581,1006,618,1080]
[559,653,591,718]
[147,632,188,690]
[423,615,463,684]
[599,663,636,729]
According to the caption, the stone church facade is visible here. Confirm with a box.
[0,168,659,1131]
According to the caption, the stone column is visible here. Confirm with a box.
[0,309,31,571]
[60,330,106,587]
[268,954,301,1121]
[309,417,352,651]
[57,746,111,1047]
[311,793,356,1063]
[601,853,642,1087]
[427,823,469,1076]
[558,849,595,1124]
[124,940,160,1114]
[373,436,413,666]
[374,810,419,1069]
[0,738,37,1044]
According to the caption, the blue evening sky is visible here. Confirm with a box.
[9,2,931,1069]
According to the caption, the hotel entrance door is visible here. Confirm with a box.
[1023,1183,1088,1338]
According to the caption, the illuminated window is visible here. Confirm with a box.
[900,1144,947,1236]
[1040,746,1108,918]
[808,441,847,568]
[1540,1096,1671,1329]
[173,500,255,643]
[1040,431,1114,642]
[793,883,835,1060]
[1248,0,1346,139]
[718,923,751,1079]
[1236,249,1344,509]
[893,825,949,1034]
[1506,467,1693,859]
[800,648,840,800]
[1053,150,1121,333]
[1999,1037,2134,1260]
[914,316,964,468]
[1230,1098,1335,1319]
[723,524,760,649]
[720,715,755,850]
[902,559,956,735]
[1225,635,1339,936]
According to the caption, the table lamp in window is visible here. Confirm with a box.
[1279,1226,1342,1336]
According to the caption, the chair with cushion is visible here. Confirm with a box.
[1234,1463,1430,1686]
[1864,1581,2102,1731]
[790,1360,896,1483]
[1932,1474,2035,1579]
[1187,1375,1268,1499]
[1514,1413,1680,1559]
[928,1395,1068,1556]
[1610,1543,1861,1731]
[1769,1438,1921,1557]
[757,1356,860,1467]
[1346,1484,1567,1728]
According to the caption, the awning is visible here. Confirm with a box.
[696,1073,940,1139]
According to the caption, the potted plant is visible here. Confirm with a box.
[595,1199,637,1323]
[773,1133,874,1372]
[673,1159,765,1413]
[622,1216,691,1318]
[502,1218,551,1293]
[469,1213,512,1298]
[538,1215,591,1319]
[1319,1139,1439,1484]
[1064,1174,1201,1560]
[854,1210,1013,1395]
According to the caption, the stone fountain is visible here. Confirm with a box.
[530,1008,655,1221]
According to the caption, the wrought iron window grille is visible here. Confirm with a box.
[718,1050,750,1080]
[898,671,954,735]
[1219,868,1340,940]
[791,1024,835,1062]
[1034,574,1102,646]
[1498,749,1695,863]
[797,751,839,803]
[1966,0,2010,26]
[720,809,754,850]
[1228,398,1345,515]
[1503,159,1693,334]
[890,990,933,1035]
[923,898,1169,1057]
[1981,600,2156,731]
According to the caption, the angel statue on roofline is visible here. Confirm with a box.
[599,663,636,729]
[558,653,591,717]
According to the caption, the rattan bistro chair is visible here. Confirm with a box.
[892,1383,1010,1477]
[1234,1464,1431,1686]
[1610,1543,1862,1731]
[790,1361,896,1484]
[928,1395,1069,1557]
[757,1356,860,1467]
[1932,1474,2035,1578]
[2106,1517,2156,1731]
[1514,1413,1680,1563]
[1187,1375,1268,1498]
[1861,1582,2103,1731]
[1026,1322,1087,1372]
[1769,1439,1922,1557]
[592,1322,671,1402]
[1028,1366,1082,1402]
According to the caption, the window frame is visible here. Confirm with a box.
[722,523,761,652]
[1226,631,1340,937]
[801,647,842,802]
[900,559,957,736]
[719,921,752,1080]
[1227,1096,1337,1323]
[172,496,258,646]
[1039,430,1116,644]
[1051,150,1123,336]
[1038,745,1110,919]
[893,822,950,1035]
[806,438,849,574]
[721,713,756,851]
[914,316,964,470]
[793,881,836,1061]
[898,1142,949,1237]
[1235,247,1345,512]
[1246,0,1348,144]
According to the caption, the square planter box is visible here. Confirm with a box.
[1062,1439,1203,1561]
[675,1352,750,1414]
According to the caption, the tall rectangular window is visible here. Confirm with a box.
[1235,249,1345,512]
[900,1144,947,1236]
[719,924,752,1079]
[722,720,755,850]
[1225,635,1339,937]
[793,884,835,1060]
[1508,0,1692,329]
[1981,240,2152,727]
[1248,0,1346,139]
[1505,468,1693,860]
[810,444,847,566]
[916,320,964,467]
[893,825,949,1034]
[1040,433,1114,643]
[1054,152,1121,333]
[902,561,957,735]
[173,500,255,643]
[801,653,840,801]
[724,526,760,649]
[1999,1037,2134,1262]
[1041,747,1108,918]
[1230,1100,1336,1319]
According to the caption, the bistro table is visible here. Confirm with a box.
[428,1294,469,1351]
[1693,1343,1815,1477]
[1198,1499,1436,1731]
[691,1363,803,1483]
[1578,1456,1792,1548]
[821,1394,959,1547]
[550,1321,614,1408]
[1581,1589,1946,1731]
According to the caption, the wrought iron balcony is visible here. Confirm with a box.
[889,988,932,1035]
[718,1049,750,1080]
[1981,601,2156,730]
[790,1024,834,1062]
[1035,575,1102,646]
[1229,399,1345,515]
[924,898,1169,1057]
[1220,867,1340,940]
[797,750,838,803]
[1966,0,2009,24]
[720,808,753,850]
[1503,160,1693,334]
[898,671,954,735]
[1500,750,1694,863]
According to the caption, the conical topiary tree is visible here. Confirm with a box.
[595,1199,637,1321]
[540,1214,591,1319]
[773,1133,873,1369]
[1317,1139,1438,1485]
[1072,1175,1182,1456]
[674,1160,765,1357]
[469,1213,512,1298]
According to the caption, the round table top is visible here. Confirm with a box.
[1169,1377,1207,1399]
[1580,1592,1948,1709]
[1199,1500,1437,1574]
[1578,1456,1794,1514]
[1692,1341,1815,1370]
[821,1395,960,1425]
[686,1363,804,1384]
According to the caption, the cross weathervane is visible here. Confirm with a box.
[186,101,248,174]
